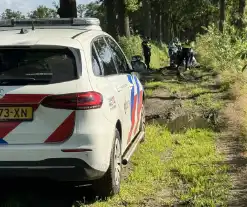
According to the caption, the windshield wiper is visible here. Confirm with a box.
[0,77,51,85]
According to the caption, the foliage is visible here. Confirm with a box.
[77,4,87,18]
[28,5,57,18]
[165,0,218,33]
[195,24,247,74]
[84,2,106,30]
[126,0,140,12]
[1,9,25,19]
[118,36,168,69]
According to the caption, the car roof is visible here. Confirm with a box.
[0,28,105,49]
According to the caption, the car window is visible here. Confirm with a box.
[93,37,117,76]
[0,48,78,85]
[91,46,102,76]
[105,36,129,73]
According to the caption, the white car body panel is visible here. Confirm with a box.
[0,26,144,181]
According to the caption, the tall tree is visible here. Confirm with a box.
[117,0,131,37]
[28,5,57,18]
[1,9,25,19]
[219,0,226,32]
[104,0,117,38]
[142,0,151,38]
[237,0,246,30]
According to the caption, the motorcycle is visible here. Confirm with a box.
[176,48,200,69]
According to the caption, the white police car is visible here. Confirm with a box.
[0,18,146,197]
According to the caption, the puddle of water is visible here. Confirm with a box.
[149,115,211,133]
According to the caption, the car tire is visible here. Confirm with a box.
[140,104,146,143]
[93,129,122,199]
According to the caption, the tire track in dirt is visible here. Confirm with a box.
[217,134,247,207]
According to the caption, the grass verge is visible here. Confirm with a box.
[84,125,229,207]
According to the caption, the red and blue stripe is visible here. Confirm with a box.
[127,74,143,144]
[134,76,143,134]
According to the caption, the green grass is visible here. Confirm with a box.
[145,81,211,97]
[166,129,230,206]
[144,89,154,97]
[84,125,230,207]
[183,93,224,116]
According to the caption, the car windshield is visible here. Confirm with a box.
[0,48,78,85]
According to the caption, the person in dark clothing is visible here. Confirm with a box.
[177,39,192,71]
[142,37,151,70]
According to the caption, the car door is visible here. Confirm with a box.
[92,37,128,145]
[104,36,142,147]
[103,36,132,148]
[91,36,118,122]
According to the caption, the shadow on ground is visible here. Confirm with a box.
[0,179,98,207]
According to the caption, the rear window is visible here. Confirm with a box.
[0,48,78,85]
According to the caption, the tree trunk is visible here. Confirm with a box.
[58,0,77,18]
[161,0,169,43]
[142,0,151,38]
[117,0,124,36]
[117,0,130,37]
[154,1,162,42]
[151,2,157,39]
[124,15,131,37]
[237,0,246,30]
[162,14,168,43]
[219,0,225,32]
[104,0,117,39]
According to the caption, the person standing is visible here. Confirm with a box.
[142,37,152,70]
[177,38,192,71]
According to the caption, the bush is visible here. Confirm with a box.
[195,23,247,91]
[195,24,247,141]
[195,24,246,74]
[118,35,168,69]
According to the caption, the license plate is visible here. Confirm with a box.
[0,107,33,121]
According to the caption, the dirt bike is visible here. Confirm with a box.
[176,48,200,70]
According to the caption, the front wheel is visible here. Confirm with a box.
[92,129,122,199]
